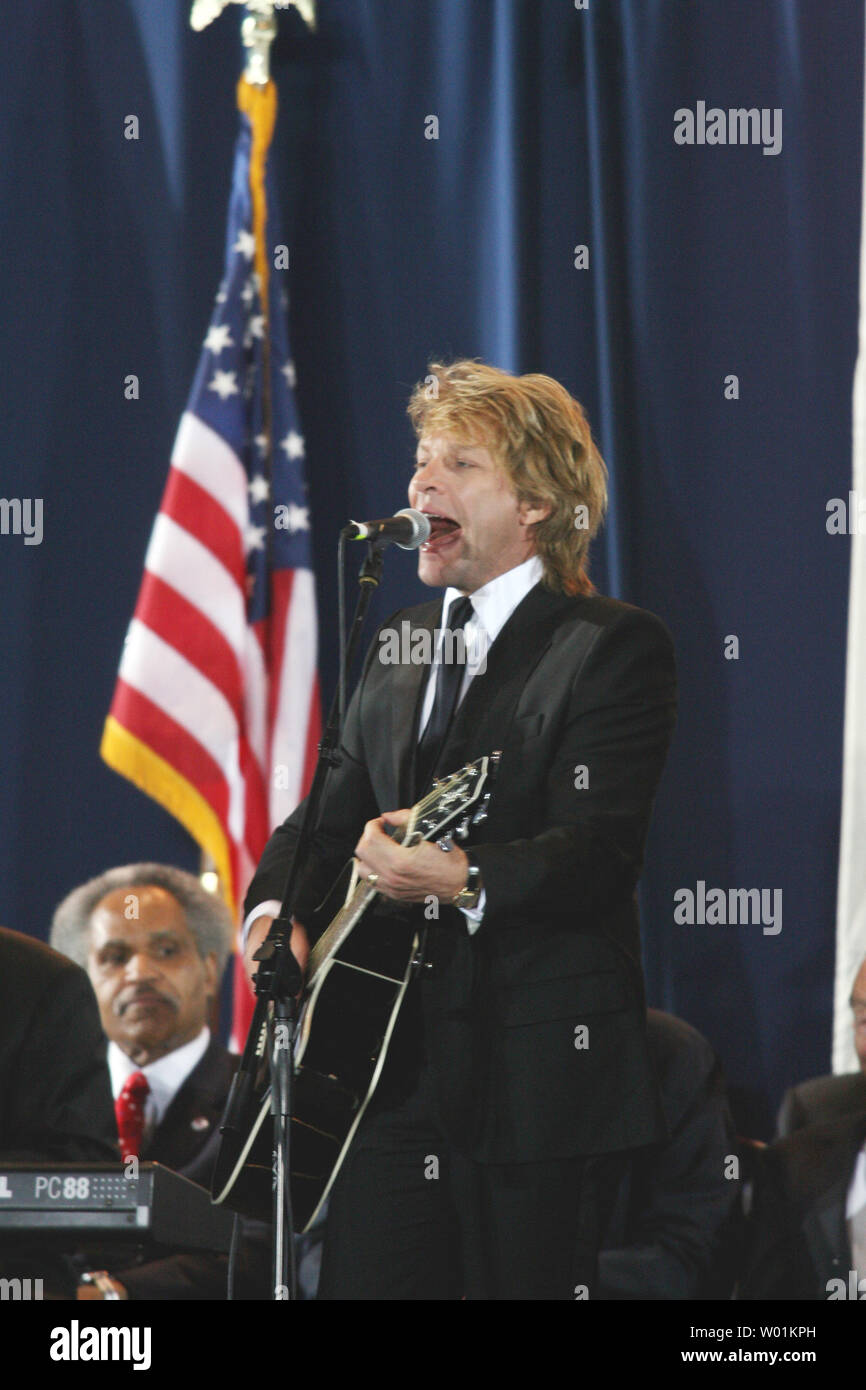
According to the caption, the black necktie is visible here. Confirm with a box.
[415,595,475,795]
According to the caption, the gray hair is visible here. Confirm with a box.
[50,863,235,979]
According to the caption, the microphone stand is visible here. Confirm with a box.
[219,539,385,1300]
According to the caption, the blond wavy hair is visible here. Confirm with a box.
[407,359,608,595]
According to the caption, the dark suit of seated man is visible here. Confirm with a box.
[51,863,269,1300]
[740,1112,866,1300]
[742,955,866,1299]
[0,926,117,1165]
[598,1009,741,1299]
[0,925,117,1293]
[776,955,866,1137]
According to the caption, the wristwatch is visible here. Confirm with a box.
[452,854,483,910]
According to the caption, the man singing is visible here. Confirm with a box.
[244,359,678,1300]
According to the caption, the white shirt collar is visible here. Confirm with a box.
[443,554,542,642]
[108,1028,211,1127]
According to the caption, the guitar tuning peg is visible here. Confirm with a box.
[455,815,472,840]
[472,791,491,825]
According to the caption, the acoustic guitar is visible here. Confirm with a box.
[212,755,493,1232]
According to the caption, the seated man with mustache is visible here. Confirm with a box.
[51,863,267,1300]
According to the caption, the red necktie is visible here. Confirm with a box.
[115,1071,150,1160]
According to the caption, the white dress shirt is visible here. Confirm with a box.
[846,1144,866,1279]
[243,554,544,943]
[108,1027,211,1143]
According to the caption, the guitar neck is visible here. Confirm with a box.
[307,879,379,981]
[303,757,490,984]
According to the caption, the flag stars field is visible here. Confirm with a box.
[204,323,234,354]
[233,228,255,260]
[275,502,310,533]
[280,429,305,460]
[208,369,239,400]
[244,522,267,552]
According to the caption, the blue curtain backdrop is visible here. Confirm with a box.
[0,0,860,1137]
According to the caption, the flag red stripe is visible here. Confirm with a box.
[111,678,232,829]
[240,736,269,862]
[132,575,271,866]
[134,571,245,726]
[161,467,246,585]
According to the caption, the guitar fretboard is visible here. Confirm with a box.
[307,823,413,981]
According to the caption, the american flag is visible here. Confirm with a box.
[102,80,320,1047]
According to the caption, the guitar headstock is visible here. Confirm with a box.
[410,756,495,843]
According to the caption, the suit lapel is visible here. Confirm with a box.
[802,1175,852,1286]
[143,1040,232,1171]
[389,600,441,804]
[436,583,573,777]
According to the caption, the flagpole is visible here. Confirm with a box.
[190,0,317,51]
[240,7,277,86]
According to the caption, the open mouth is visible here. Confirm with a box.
[422,513,461,549]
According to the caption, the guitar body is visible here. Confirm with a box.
[292,913,421,1230]
[212,757,493,1232]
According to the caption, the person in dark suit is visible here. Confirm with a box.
[740,1112,866,1300]
[243,360,678,1300]
[0,926,117,1293]
[776,954,866,1136]
[51,863,268,1300]
[296,1008,742,1302]
[599,1010,741,1300]
[0,926,117,1165]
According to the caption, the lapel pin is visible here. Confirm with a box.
[191,1116,211,1132]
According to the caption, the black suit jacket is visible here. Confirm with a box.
[0,927,116,1163]
[0,927,116,1290]
[599,1010,740,1299]
[740,1112,866,1300]
[247,582,677,1163]
[776,1073,866,1138]
[141,1037,233,1185]
[112,1040,269,1300]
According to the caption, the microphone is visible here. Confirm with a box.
[342,507,431,550]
